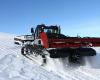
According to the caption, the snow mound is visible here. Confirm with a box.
[0,32,100,80]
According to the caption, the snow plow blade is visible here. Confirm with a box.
[48,48,96,58]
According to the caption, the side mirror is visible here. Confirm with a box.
[31,28,34,34]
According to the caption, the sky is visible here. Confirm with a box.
[0,0,100,37]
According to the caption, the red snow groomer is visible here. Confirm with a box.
[14,24,100,64]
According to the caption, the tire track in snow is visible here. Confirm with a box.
[79,67,100,79]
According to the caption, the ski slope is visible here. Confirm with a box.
[0,32,100,80]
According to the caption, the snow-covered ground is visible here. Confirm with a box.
[0,32,100,80]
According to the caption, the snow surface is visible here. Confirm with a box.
[0,32,100,80]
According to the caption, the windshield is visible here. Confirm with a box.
[44,29,58,34]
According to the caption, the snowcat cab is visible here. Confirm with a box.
[31,24,60,39]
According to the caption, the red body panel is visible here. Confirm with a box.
[40,32,49,48]
[48,38,100,48]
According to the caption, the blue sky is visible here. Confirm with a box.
[0,0,100,37]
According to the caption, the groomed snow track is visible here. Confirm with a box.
[0,32,100,80]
